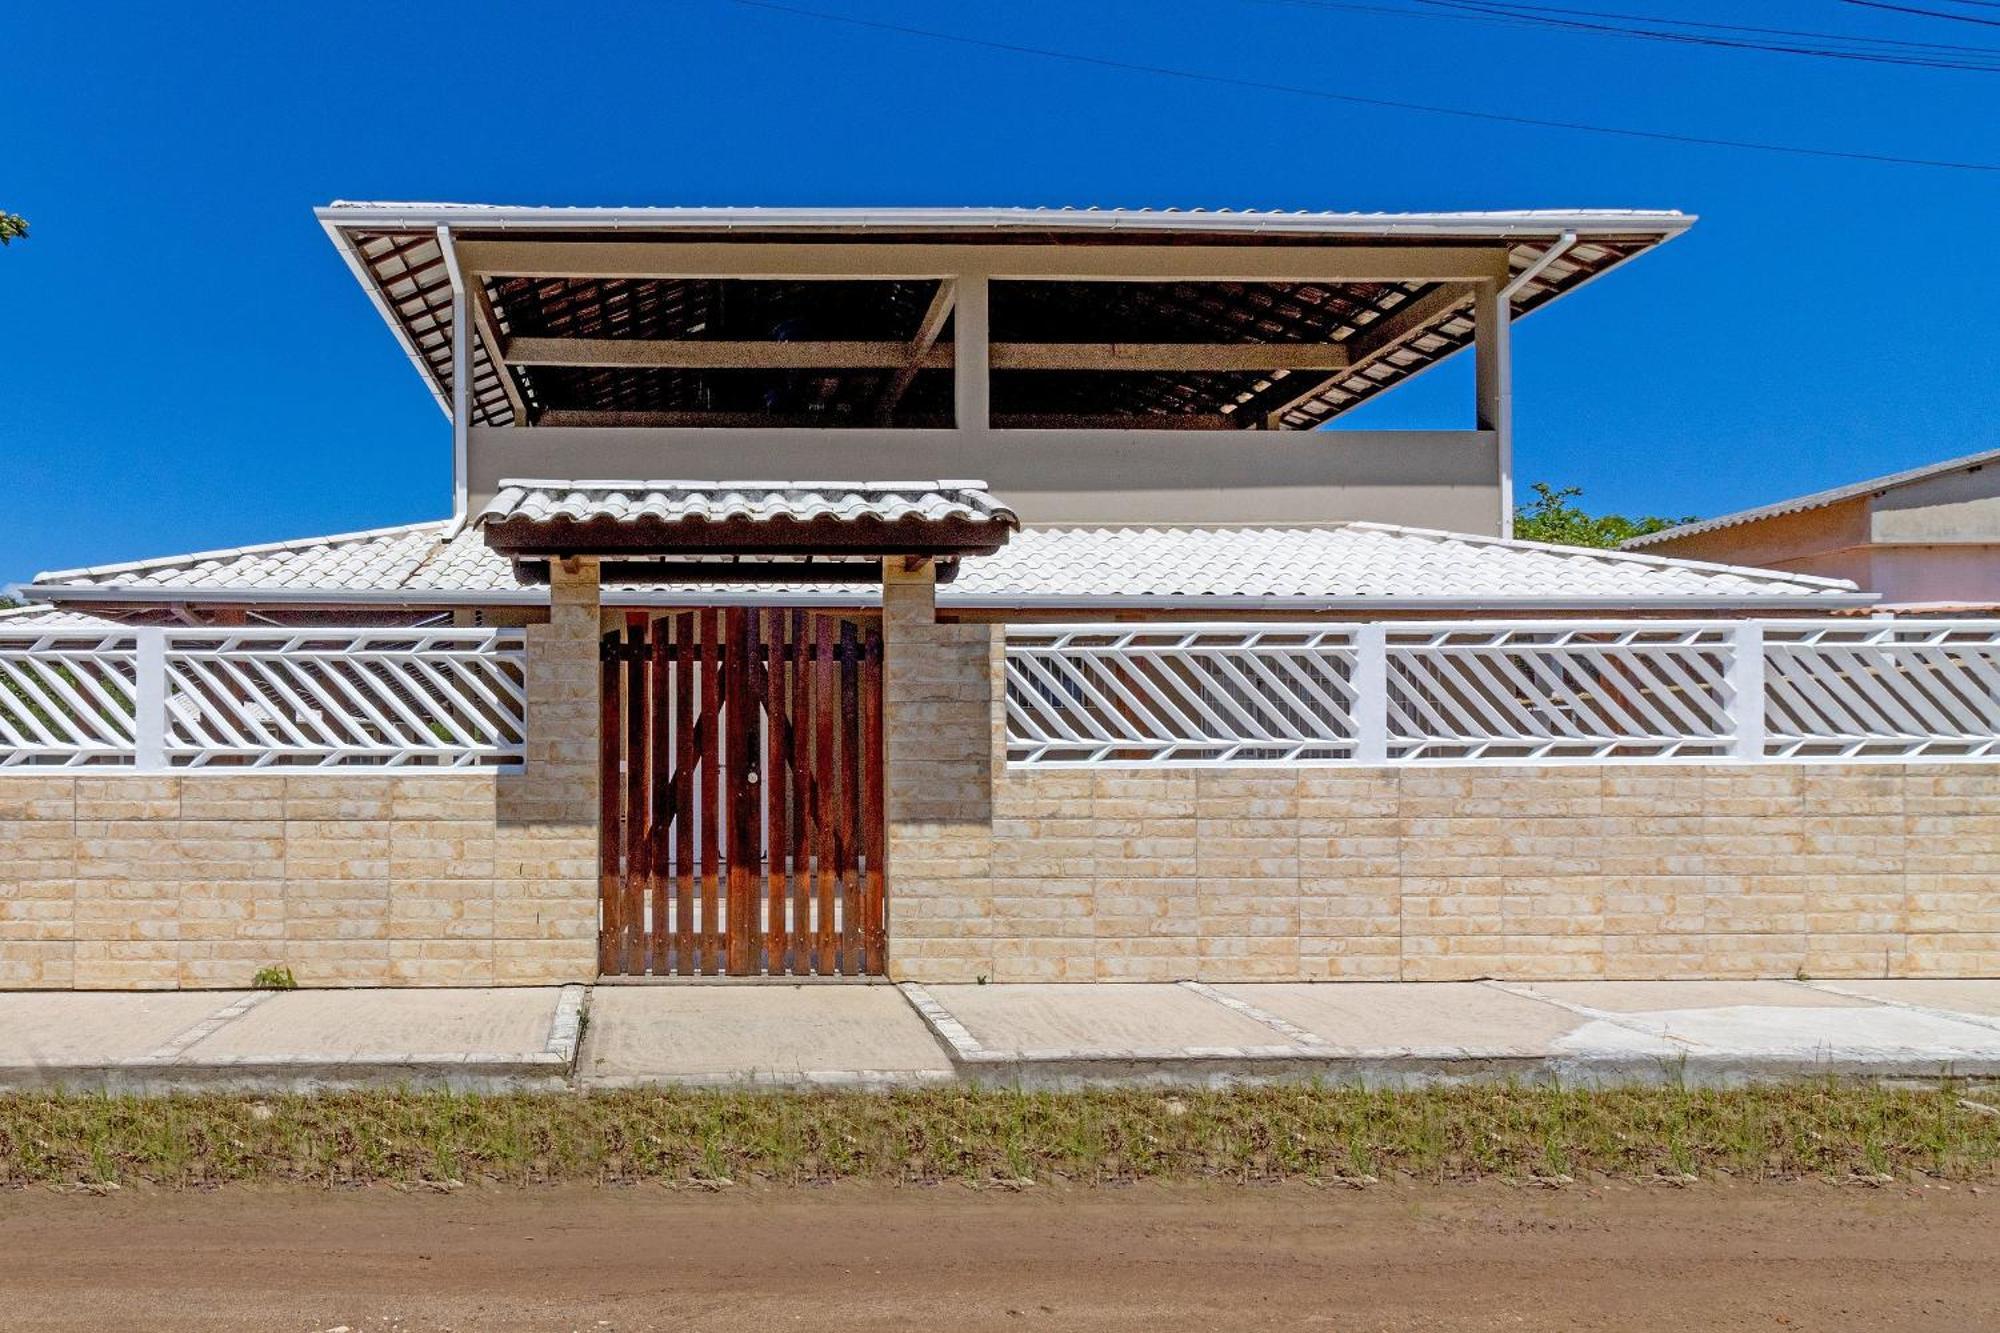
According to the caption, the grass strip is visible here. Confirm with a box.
[3,1083,1998,1188]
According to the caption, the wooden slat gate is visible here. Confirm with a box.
[599,608,886,977]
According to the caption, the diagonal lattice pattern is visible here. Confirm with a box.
[1008,621,2000,768]
[1764,623,2000,759]
[0,629,526,769]
[0,631,139,767]
[1006,626,1362,764]
[1384,624,1737,762]
[162,630,527,768]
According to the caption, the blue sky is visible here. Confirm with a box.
[3,0,1995,587]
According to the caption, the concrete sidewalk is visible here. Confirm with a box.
[7,978,2000,1093]
[0,986,584,1093]
[900,978,2000,1087]
[580,984,956,1089]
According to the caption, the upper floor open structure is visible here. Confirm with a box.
[318,203,1694,536]
[27,202,1873,622]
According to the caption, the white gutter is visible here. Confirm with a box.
[938,592,1879,611]
[30,582,1878,612]
[435,224,472,536]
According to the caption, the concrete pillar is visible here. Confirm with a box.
[1474,279,1514,538]
[881,559,1000,980]
[493,557,603,984]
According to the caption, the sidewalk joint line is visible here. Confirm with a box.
[1178,980,1325,1048]
[142,990,277,1063]
[1479,980,1705,1050]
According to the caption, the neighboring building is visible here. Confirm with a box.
[1623,449,2000,611]
[3,203,1996,990]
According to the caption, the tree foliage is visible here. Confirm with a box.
[1513,482,1696,550]
[0,212,27,246]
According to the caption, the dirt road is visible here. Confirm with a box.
[0,1182,1992,1331]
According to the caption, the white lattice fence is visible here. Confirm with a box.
[1005,625,1361,763]
[1006,620,2000,767]
[1384,623,1738,761]
[0,630,139,767]
[0,627,526,770]
[162,629,527,768]
[1763,622,2000,759]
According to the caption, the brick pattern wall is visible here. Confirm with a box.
[881,595,2000,982]
[9,569,1996,989]
[0,774,593,989]
[0,563,604,992]
[889,764,2000,983]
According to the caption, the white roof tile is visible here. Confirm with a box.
[950,524,1864,607]
[0,604,134,629]
[30,519,1867,609]
[33,522,442,593]
[481,480,1015,528]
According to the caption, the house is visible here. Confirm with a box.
[1624,448,2000,610]
[3,202,1997,991]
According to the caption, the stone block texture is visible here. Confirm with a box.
[13,570,1999,988]
[878,597,2000,983]
[890,762,2000,983]
[0,563,602,990]
[0,772,597,990]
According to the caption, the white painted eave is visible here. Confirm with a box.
[315,202,1696,242]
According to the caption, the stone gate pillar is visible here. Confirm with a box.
[493,556,603,984]
[880,559,1001,980]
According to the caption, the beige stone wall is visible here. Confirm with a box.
[0,562,604,991]
[890,763,2000,984]
[881,596,2000,983]
[0,774,596,989]
[10,568,1996,989]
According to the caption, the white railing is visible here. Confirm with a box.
[0,629,141,768]
[1006,625,1361,764]
[1006,620,2000,767]
[1763,621,2000,760]
[1383,622,1739,762]
[0,628,527,770]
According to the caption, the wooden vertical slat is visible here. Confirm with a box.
[597,630,621,977]
[861,621,886,975]
[700,607,723,976]
[814,614,838,975]
[838,619,862,975]
[622,614,648,977]
[673,612,696,977]
[746,608,769,974]
[789,608,813,976]
[764,608,790,977]
[725,608,757,974]
[648,621,671,975]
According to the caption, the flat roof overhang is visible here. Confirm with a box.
[319,202,1691,432]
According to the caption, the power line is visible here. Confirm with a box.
[1417,0,2000,68]
[1840,0,2000,27]
[1434,0,1996,50]
[728,0,2000,172]
[1262,0,2000,69]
